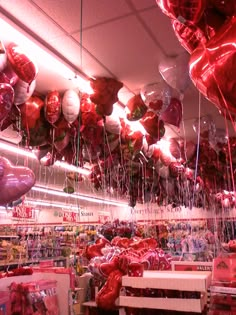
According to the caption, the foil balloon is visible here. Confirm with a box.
[20,95,44,129]
[140,81,172,113]
[210,0,236,17]
[45,90,61,124]
[140,112,165,140]
[159,52,190,94]
[0,65,18,86]
[189,16,236,116]
[171,19,207,54]
[0,83,14,124]
[192,115,215,139]
[156,0,206,24]
[0,156,36,205]
[7,42,38,84]
[125,94,147,121]
[53,118,70,152]
[90,77,123,116]
[160,97,182,128]
[104,111,121,134]
[0,52,7,72]
[62,89,80,124]
[14,79,36,105]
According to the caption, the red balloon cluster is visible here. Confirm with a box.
[86,236,172,310]
[156,0,236,118]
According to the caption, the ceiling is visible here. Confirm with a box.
[0,0,235,210]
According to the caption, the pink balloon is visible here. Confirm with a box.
[0,157,36,205]
[0,83,14,123]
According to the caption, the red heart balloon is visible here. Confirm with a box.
[7,43,38,84]
[172,19,207,54]
[20,95,44,129]
[209,0,236,17]
[189,16,236,116]
[156,0,206,23]
[0,157,35,205]
[0,65,18,86]
[45,90,61,124]
[125,94,147,121]
[90,77,123,116]
[140,111,165,139]
[0,83,14,123]
[160,97,182,127]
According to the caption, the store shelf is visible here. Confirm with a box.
[119,295,207,313]
[120,271,211,313]
[122,270,212,292]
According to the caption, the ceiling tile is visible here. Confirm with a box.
[140,7,186,56]
[48,35,112,78]
[130,0,157,10]
[32,0,132,34]
[0,0,65,42]
[74,15,165,92]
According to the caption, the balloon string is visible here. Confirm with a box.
[191,91,202,209]
[224,112,235,193]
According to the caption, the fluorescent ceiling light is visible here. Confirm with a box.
[32,185,127,207]
[0,141,37,159]
[0,140,91,176]
[0,16,91,93]
[54,160,91,176]
[26,199,80,211]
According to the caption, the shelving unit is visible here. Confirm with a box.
[119,270,212,313]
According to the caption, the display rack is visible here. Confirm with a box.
[119,270,212,313]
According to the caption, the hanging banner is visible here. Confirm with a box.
[63,211,78,223]
[12,205,34,219]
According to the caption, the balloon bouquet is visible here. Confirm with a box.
[156,0,236,119]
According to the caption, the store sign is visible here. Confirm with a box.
[63,211,77,223]
[12,205,34,219]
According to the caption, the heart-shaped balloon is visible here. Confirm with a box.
[90,77,123,116]
[0,157,36,205]
[159,52,190,93]
[140,111,165,140]
[7,43,38,85]
[209,0,236,17]
[160,97,182,127]
[0,83,14,124]
[20,95,44,129]
[156,0,206,24]
[189,16,236,116]
[0,65,18,86]
[171,19,207,54]
[0,53,7,72]
[14,79,36,105]
[125,94,147,121]
[45,90,61,124]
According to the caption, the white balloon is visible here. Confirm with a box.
[158,52,190,94]
[14,79,36,105]
[104,112,121,134]
[62,89,80,124]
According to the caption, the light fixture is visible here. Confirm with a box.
[32,185,127,207]
[26,199,80,211]
[0,141,37,159]
[0,15,92,93]
[0,140,91,176]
